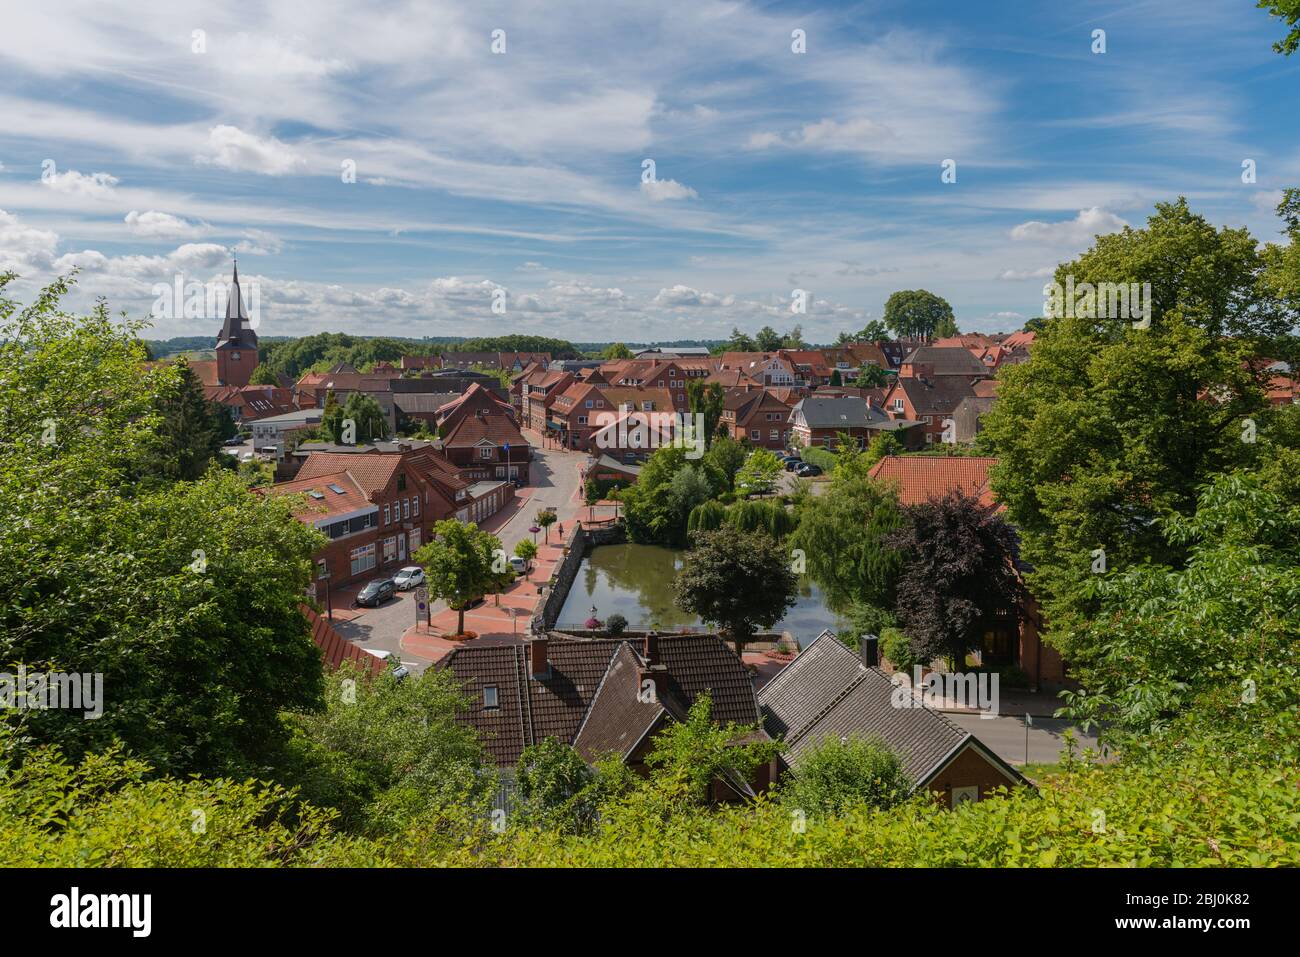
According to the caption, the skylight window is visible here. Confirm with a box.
[327,483,346,494]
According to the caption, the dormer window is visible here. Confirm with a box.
[483,685,499,710]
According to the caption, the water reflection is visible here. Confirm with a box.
[557,543,851,647]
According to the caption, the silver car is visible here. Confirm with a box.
[393,566,425,590]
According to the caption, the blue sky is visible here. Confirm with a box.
[0,0,1296,343]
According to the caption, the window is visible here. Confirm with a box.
[382,536,398,564]
[403,499,410,519]
[750,429,761,440]
[483,685,499,710]
[479,447,494,459]
[641,401,653,411]
[397,473,407,491]
[315,558,328,579]
[595,399,603,408]
[350,543,376,576]
[770,430,779,441]
[951,786,978,808]
[412,496,419,517]
[383,504,391,525]
[893,399,904,412]
[657,380,664,387]
[925,432,935,443]
[585,399,594,408]
[577,415,588,426]
[496,466,505,478]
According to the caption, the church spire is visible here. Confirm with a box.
[217,259,255,346]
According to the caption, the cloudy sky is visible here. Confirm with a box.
[0,0,1296,343]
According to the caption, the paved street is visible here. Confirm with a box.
[329,438,587,672]
[948,713,1099,766]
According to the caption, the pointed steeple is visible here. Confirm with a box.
[217,258,256,346]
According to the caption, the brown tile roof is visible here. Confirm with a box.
[440,410,527,449]
[268,470,371,520]
[867,455,998,507]
[441,635,761,768]
[296,452,403,497]
[902,346,990,377]
[890,375,980,417]
[301,604,385,677]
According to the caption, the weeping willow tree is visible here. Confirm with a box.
[726,499,796,539]
[686,500,726,534]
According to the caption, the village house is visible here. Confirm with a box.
[759,633,1028,808]
[898,345,991,380]
[716,352,799,387]
[547,383,674,451]
[441,351,551,373]
[866,455,1067,691]
[883,374,982,444]
[440,635,775,800]
[520,367,576,434]
[249,408,324,459]
[789,396,921,450]
[438,406,532,484]
[720,387,796,449]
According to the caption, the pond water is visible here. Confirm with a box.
[555,542,851,647]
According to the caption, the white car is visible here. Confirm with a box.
[393,566,425,590]
[509,556,530,574]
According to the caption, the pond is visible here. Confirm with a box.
[555,542,851,647]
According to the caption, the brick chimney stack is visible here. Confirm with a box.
[860,634,880,669]
[529,637,549,678]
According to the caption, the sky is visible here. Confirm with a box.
[0,0,1297,344]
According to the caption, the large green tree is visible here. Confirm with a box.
[673,524,797,657]
[141,356,229,482]
[414,519,504,636]
[981,198,1298,655]
[0,274,326,777]
[882,289,955,340]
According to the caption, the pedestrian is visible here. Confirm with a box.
[558,522,564,540]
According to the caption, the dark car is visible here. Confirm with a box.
[783,457,803,471]
[355,578,396,607]
[222,437,244,447]
[796,463,823,477]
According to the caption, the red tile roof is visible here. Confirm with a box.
[867,455,999,507]
[301,604,386,676]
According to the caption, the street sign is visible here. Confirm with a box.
[415,587,428,602]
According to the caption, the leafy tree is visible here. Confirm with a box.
[641,695,781,806]
[687,379,725,444]
[879,626,918,672]
[781,324,807,349]
[602,342,633,359]
[932,313,960,339]
[853,364,890,388]
[514,740,632,833]
[621,446,723,546]
[687,499,727,534]
[249,364,280,385]
[535,509,557,543]
[1258,0,1300,54]
[0,274,326,777]
[886,490,1021,667]
[735,448,783,496]
[674,525,797,657]
[788,470,905,614]
[755,325,783,351]
[282,663,490,835]
[415,519,503,636]
[142,357,226,482]
[726,499,796,538]
[778,736,911,815]
[321,390,343,441]
[1062,472,1300,754]
[829,369,842,387]
[605,613,628,637]
[342,391,390,443]
[981,198,1295,654]
[882,289,955,340]
[703,434,746,491]
[514,538,538,576]
[723,326,756,353]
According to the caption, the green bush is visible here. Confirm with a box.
[880,627,919,672]
[605,613,628,636]
[778,735,911,816]
[799,447,838,472]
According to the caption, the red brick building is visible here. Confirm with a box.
[438,408,532,483]
[720,387,794,449]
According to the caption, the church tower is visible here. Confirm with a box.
[214,260,259,387]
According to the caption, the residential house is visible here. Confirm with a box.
[392,392,461,431]
[441,351,551,373]
[519,368,576,433]
[789,396,921,450]
[883,375,981,444]
[434,382,517,431]
[249,408,324,460]
[439,407,532,484]
[717,352,798,387]
[548,383,673,451]
[951,395,996,444]
[759,632,1027,808]
[720,387,795,449]
[440,635,774,799]
[899,346,991,380]
[866,455,1066,690]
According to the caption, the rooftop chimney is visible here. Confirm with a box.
[644,632,660,667]
[860,634,880,669]
[529,637,549,678]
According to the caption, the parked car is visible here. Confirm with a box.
[393,566,424,590]
[239,451,255,463]
[222,437,243,447]
[509,556,530,574]
[783,457,803,471]
[364,648,409,680]
[796,463,823,477]
[355,578,397,607]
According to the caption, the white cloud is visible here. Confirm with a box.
[0,208,59,273]
[997,266,1056,281]
[124,210,202,239]
[640,178,698,202]
[653,284,734,307]
[42,169,119,199]
[1010,207,1128,246]
[197,125,305,176]
[233,229,283,255]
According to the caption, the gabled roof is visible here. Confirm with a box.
[441,635,762,768]
[758,632,1026,790]
[889,375,980,416]
[296,451,404,497]
[269,470,371,520]
[440,410,526,449]
[901,346,989,377]
[301,605,386,676]
[791,396,892,429]
[867,455,998,507]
